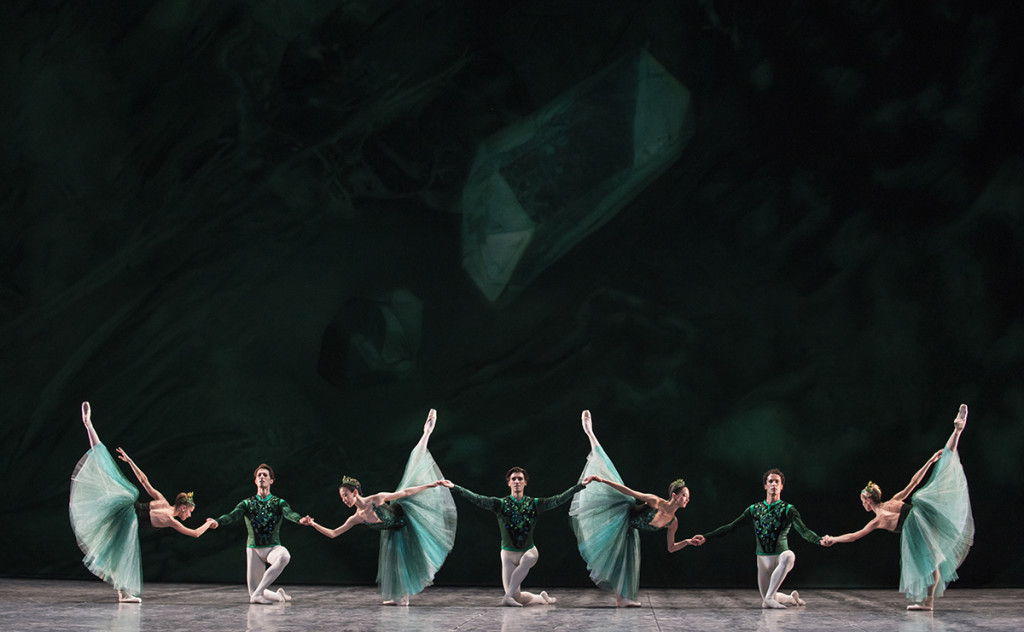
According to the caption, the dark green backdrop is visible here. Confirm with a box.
[2,0,1021,593]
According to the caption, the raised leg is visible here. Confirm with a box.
[582,410,599,450]
[82,402,101,448]
[946,404,968,452]
[418,409,437,449]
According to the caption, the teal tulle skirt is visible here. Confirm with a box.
[569,445,642,600]
[377,440,457,601]
[899,447,974,602]
[69,443,142,596]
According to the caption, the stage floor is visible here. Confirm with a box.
[1,579,1018,631]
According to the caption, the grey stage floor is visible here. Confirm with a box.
[1,579,1019,631]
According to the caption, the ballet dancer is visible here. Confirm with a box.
[570,410,701,606]
[441,468,593,606]
[694,468,823,609]
[70,402,213,602]
[821,404,974,611]
[302,409,457,605]
[209,464,306,604]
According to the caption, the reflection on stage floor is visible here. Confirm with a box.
[0,579,1018,631]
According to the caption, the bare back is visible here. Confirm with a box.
[872,499,905,532]
[146,499,179,528]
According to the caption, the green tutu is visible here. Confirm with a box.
[376,441,457,601]
[569,445,643,601]
[69,443,142,596]
[899,448,974,602]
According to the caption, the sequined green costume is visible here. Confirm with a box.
[217,494,303,548]
[705,500,821,554]
[569,445,676,601]
[365,503,407,531]
[452,484,584,551]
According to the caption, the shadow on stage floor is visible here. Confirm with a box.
[1,579,1018,631]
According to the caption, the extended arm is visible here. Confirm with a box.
[666,517,700,553]
[309,514,363,538]
[280,499,303,524]
[702,507,752,540]
[375,481,442,503]
[216,501,246,526]
[536,483,587,512]
[590,476,660,506]
[166,517,216,538]
[115,448,166,502]
[822,517,881,545]
[892,450,943,502]
[448,484,501,512]
[788,506,823,545]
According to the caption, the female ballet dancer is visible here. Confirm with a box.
[70,402,214,602]
[570,410,701,607]
[821,404,974,610]
[303,409,456,605]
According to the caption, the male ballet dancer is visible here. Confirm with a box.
[694,468,823,608]
[209,464,306,604]
[442,468,592,606]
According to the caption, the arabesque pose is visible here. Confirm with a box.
[822,404,974,611]
[570,410,701,607]
[70,402,213,602]
[304,409,457,605]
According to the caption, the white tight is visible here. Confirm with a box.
[500,547,546,604]
[247,546,291,602]
[756,551,799,605]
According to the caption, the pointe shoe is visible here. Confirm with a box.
[502,595,523,607]
[954,404,968,431]
[615,595,642,607]
[276,588,291,602]
[250,594,273,605]
[117,589,141,603]
[383,596,410,606]
[907,603,934,611]
[762,598,786,609]
[790,590,805,606]
[540,591,556,604]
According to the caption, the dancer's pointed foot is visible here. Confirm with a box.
[762,598,786,609]
[250,594,273,605]
[954,404,968,431]
[117,589,141,603]
[423,409,437,437]
[540,591,556,604]
[82,402,91,424]
[790,590,805,606]
[615,595,642,607]
[276,588,291,602]
[501,595,523,607]
[581,410,598,446]
[383,596,409,606]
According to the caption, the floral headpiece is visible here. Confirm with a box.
[861,481,876,495]
[669,478,687,490]
[183,491,195,506]
[341,475,361,490]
